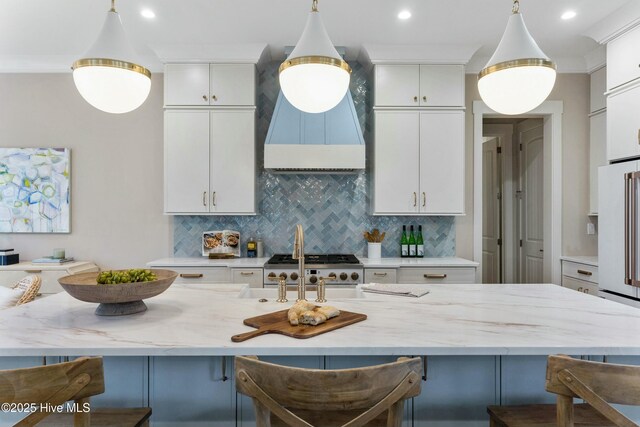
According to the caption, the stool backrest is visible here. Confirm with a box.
[0,356,105,427]
[235,356,422,427]
[545,355,640,427]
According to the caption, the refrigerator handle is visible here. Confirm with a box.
[626,173,631,285]
[634,173,639,287]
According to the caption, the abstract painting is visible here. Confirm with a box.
[0,148,70,233]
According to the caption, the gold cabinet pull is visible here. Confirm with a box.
[422,192,426,207]
[203,191,207,207]
[374,272,388,277]
[577,287,583,292]
[637,129,640,145]
[202,95,208,102]
[25,270,42,273]
[577,269,592,276]
[240,272,254,276]
[424,274,447,279]
[180,273,204,279]
[212,191,217,207]
[413,192,417,207]
[413,96,418,102]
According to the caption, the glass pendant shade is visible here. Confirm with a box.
[478,5,556,115]
[279,1,351,114]
[72,5,151,114]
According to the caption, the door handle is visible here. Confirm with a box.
[373,272,388,277]
[180,273,204,279]
[577,269,592,276]
[203,191,207,207]
[413,192,417,207]
[422,192,426,207]
[637,129,640,145]
[212,191,217,207]
[626,173,631,285]
[424,274,447,279]
[634,172,638,287]
[240,272,254,276]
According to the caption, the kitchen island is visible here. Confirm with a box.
[1,283,639,426]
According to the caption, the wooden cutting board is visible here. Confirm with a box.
[231,309,367,342]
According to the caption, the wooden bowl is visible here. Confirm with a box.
[58,269,178,316]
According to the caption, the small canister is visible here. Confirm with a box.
[256,239,264,258]
[247,237,257,258]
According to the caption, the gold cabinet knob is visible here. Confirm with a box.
[202,95,208,101]
[413,96,418,102]
[422,96,427,102]
[211,95,218,102]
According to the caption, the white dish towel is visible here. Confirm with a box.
[361,283,430,298]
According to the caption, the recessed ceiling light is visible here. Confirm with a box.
[561,10,577,20]
[398,10,412,20]
[140,9,156,19]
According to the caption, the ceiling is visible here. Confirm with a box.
[0,0,633,73]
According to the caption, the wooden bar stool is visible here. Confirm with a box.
[0,356,151,427]
[235,356,423,427]
[488,355,640,427]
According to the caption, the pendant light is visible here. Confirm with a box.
[279,0,351,114]
[478,0,556,115]
[72,0,151,114]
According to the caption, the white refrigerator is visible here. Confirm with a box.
[599,161,640,306]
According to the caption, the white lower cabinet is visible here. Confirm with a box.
[397,267,476,284]
[151,356,234,427]
[164,109,256,215]
[90,357,148,408]
[373,110,464,215]
[561,260,598,296]
[171,267,231,284]
[231,268,263,288]
[364,268,397,284]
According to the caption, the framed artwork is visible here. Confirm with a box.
[0,148,71,233]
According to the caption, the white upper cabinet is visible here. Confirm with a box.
[165,63,255,106]
[164,110,256,215]
[373,110,465,215]
[607,84,640,162]
[374,65,464,107]
[607,25,640,90]
[590,66,607,113]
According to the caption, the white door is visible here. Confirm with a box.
[518,120,544,283]
[374,65,420,107]
[209,110,256,214]
[419,111,465,214]
[482,138,501,284]
[164,64,210,106]
[164,111,210,213]
[419,65,464,107]
[209,64,255,106]
[373,111,420,214]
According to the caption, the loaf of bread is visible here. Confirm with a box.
[287,300,316,326]
[300,310,327,326]
[315,306,340,319]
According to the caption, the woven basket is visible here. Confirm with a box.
[12,275,42,306]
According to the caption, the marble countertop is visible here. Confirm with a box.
[147,257,478,269]
[360,257,478,268]
[560,256,598,267]
[1,283,639,357]
[147,257,270,268]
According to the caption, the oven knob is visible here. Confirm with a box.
[290,272,298,281]
[328,272,336,280]
[267,272,276,279]
[340,273,348,281]
[279,272,288,280]
[351,272,360,281]
[309,275,318,284]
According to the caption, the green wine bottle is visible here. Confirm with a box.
[401,225,409,258]
[417,225,424,258]
[409,225,416,257]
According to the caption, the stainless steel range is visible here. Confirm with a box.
[263,254,364,287]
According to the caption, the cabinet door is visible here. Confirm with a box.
[165,111,210,213]
[419,111,465,214]
[419,65,464,107]
[210,110,256,214]
[590,67,607,113]
[210,64,255,106]
[375,65,420,107]
[607,85,640,162]
[164,64,210,106]
[589,111,606,215]
[373,111,420,214]
[607,26,640,90]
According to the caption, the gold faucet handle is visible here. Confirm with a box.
[321,274,338,283]
[315,278,327,303]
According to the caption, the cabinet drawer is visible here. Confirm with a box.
[171,267,230,284]
[364,269,397,284]
[561,261,598,284]
[397,267,475,284]
[231,268,263,288]
[562,276,599,296]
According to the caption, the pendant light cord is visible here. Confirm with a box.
[110,0,116,12]
[512,0,520,14]
[311,0,318,12]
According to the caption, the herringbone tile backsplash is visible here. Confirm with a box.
[174,61,455,258]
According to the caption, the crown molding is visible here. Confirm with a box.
[584,1,640,44]
[361,44,480,67]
